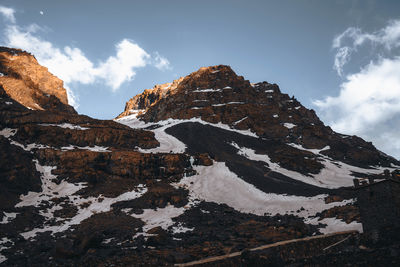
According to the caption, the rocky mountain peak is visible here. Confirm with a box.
[118,65,399,168]
[179,64,250,91]
[0,47,75,113]
[1,48,400,266]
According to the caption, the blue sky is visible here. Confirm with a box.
[1,0,400,159]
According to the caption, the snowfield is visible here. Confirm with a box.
[231,142,396,189]
[116,115,258,153]
[15,161,147,239]
[173,161,361,234]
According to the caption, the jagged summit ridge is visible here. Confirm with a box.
[118,65,398,168]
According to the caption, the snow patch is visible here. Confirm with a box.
[265,90,274,93]
[61,145,110,152]
[212,102,244,107]
[0,128,17,138]
[171,222,194,234]
[130,204,187,238]
[16,161,147,239]
[193,88,222,93]
[174,161,354,221]
[0,237,13,264]
[39,123,89,130]
[116,117,258,153]
[305,217,363,234]
[233,116,248,125]
[0,212,18,224]
[283,123,296,129]
[5,101,12,105]
[288,143,330,155]
[232,142,395,188]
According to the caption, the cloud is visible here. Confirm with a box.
[315,20,400,159]
[0,6,15,23]
[0,7,171,107]
[96,39,150,91]
[332,20,400,76]
[333,47,351,77]
[153,52,171,71]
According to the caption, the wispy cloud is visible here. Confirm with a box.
[316,19,400,159]
[0,6,171,107]
[153,52,171,71]
[0,5,15,23]
[332,20,400,76]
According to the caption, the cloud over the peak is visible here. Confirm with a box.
[0,7,171,107]
[315,20,400,159]
[0,5,15,23]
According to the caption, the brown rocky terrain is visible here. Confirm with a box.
[1,49,399,266]
[0,47,75,113]
[119,65,398,168]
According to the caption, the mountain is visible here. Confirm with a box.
[1,48,399,266]
[0,47,75,114]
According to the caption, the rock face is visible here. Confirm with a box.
[1,52,399,266]
[0,47,75,113]
[119,65,397,169]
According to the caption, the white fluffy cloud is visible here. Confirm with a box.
[0,6,171,107]
[0,6,15,23]
[316,20,400,159]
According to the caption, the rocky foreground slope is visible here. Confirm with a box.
[1,48,399,266]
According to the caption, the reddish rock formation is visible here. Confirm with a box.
[119,65,398,168]
[0,47,75,113]
[1,48,399,266]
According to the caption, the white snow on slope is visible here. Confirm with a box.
[288,143,330,155]
[0,128,17,138]
[174,161,360,233]
[212,102,244,107]
[231,142,393,188]
[0,212,18,224]
[130,205,186,232]
[0,127,109,152]
[171,222,194,234]
[61,145,110,152]
[0,237,13,264]
[193,88,222,93]
[16,161,86,208]
[9,141,51,151]
[16,161,147,239]
[233,116,248,125]
[116,116,257,153]
[283,123,296,129]
[305,217,363,234]
[39,123,89,130]
[126,202,197,238]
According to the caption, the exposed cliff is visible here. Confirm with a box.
[0,47,75,113]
